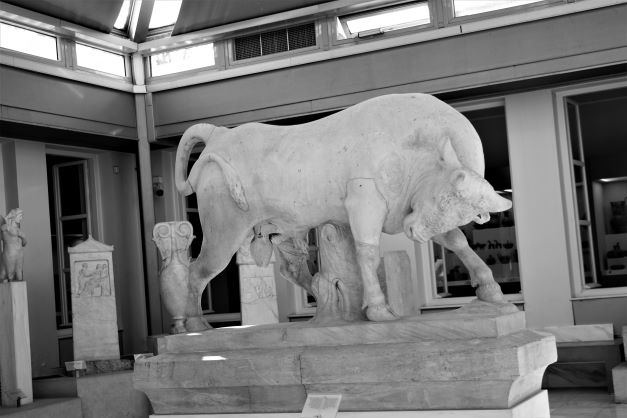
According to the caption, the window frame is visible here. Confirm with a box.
[0,20,63,64]
[442,0,564,25]
[554,78,627,299]
[72,41,130,79]
[417,97,524,308]
[333,0,435,43]
[46,146,104,334]
[147,41,220,80]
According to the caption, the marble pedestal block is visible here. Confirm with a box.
[0,281,33,406]
[69,236,119,361]
[134,301,556,415]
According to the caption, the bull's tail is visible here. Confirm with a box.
[174,123,250,212]
[175,124,216,196]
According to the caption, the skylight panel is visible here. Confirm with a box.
[150,43,215,77]
[114,0,131,30]
[75,44,126,77]
[149,0,182,29]
[0,22,58,60]
[453,0,543,17]
[342,2,430,36]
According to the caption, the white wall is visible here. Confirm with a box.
[0,142,6,216]
[98,151,148,354]
[2,141,59,376]
[505,90,574,328]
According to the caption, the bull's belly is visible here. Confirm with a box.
[262,202,349,237]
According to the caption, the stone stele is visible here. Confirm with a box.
[69,236,119,361]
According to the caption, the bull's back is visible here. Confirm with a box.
[194,93,485,226]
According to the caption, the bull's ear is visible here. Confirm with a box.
[451,169,470,191]
[441,137,462,168]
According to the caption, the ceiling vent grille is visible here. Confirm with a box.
[234,23,316,61]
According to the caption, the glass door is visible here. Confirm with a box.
[49,159,92,328]
[565,99,599,288]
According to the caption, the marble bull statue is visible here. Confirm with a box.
[174,93,511,330]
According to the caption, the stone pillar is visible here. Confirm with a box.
[613,326,627,403]
[69,236,119,361]
[0,281,33,406]
[378,250,417,317]
[237,245,279,325]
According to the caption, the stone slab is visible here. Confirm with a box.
[134,328,555,414]
[76,370,151,418]
[613,362,627,403]
[158,300,524,354]
[65,358,133,376]
[0,398,82,418]
[147,389,549,417]
[239,266,279,326]
[542,339,622,391]
[537,323,614,343]
[69,237,119,361]
[0,281,33,406]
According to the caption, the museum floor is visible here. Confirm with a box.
[549,389,627,418]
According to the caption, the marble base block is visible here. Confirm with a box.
[149,390,549,417]
[0,281,33,406]
[134,302,556,415]
[614,363,627,403]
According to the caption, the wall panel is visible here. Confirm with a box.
[0,66,137,137]
[152,5,627,132]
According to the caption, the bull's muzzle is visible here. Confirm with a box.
[473,212,490,224]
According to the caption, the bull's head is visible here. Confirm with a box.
[403,168,512,243]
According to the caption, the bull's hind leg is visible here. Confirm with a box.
[184,216,254,332]
[344,178,398,322]
[433,228,504,303]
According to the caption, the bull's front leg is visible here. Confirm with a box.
[433,228,504,303]
[344,178,398,321]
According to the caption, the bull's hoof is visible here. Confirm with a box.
[476,282,505,303]
[170,318,187,334]
[185,315,212,332]
[366,303,399,322]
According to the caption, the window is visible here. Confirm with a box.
[563,88,627,291]
[452,0,543,17]
[148,0,182,29]
[233,23,317,61]
[150,43,215,77]
[431,106,521,299]
[47,156,94,329]
[114,0,131,30]
[336,2,430,39]
[0,22,58,60]
[185,154,241,327]
[75,43,126,77]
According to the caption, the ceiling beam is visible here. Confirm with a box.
[130,0,154,43]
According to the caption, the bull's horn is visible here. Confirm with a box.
[441,137,462,168]
[484,190,512,213]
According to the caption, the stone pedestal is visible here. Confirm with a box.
[0,281,33,406]
[612,326,627,403]
[237,246,279,325]
[68,236,119,361]
[134,301,556,415]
